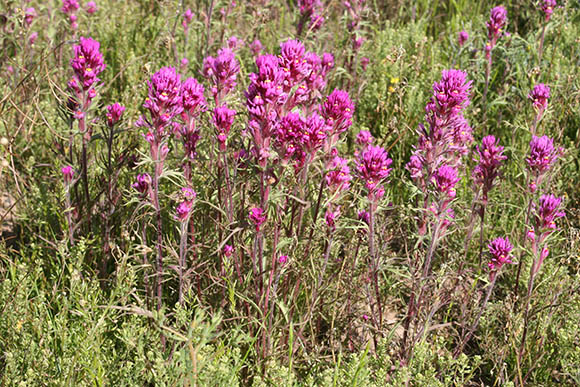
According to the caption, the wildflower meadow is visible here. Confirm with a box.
[1,0,579,385]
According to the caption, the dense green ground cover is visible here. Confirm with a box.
[1,0,579,385]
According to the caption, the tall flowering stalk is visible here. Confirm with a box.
[407,69,472,235]
[470,135,506,263]
[68,37,105,232]
[403,69,472,358]
[454,237,513,357]
[482,6,507,110]
[518,194,564,364]
[514,135,559,295]
[203,48,240,105]
[528,84,550,135]
[138,66,183,316]
[356,144,392,331]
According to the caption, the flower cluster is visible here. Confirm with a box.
[61,0,80,30]
[182,8,193,31]
[62,165,75,186]
[540,0,557,21]
[106,103,125,127]
[526,135,559,192]
[458,30,468,46]
[434,165,459,198]
[246,54,286,163]
[213,105,236,149]
[68,37,105,140]
[279,39,308,89]
[70,37,106,92]
[529,194,565,273]
[486,6,507,54]
[86,2,97,14]
[24,7,37,26]
[473,135,506,203]
[322,89,354,141]
[249,207,267,231]
[536,194,565,232]
[175,187,196,222]
[356,145,392,201]
[407,69,472,191]
[274,112,304,163]
[326,156,352,194]
[487,237,513,272]
[179,77,207,161]
[203,48,240,101]
[143,67,183,136]
[528,83,550,119]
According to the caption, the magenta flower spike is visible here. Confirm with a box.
[434,165,460,198]
[181,77,207,118]
[326,156,352,192]
[106,103,125,127]
[246,54,286,163]
[487,236,513,271]
[537,194,565,232]
[427,69,472,117]
[203,48,240,100]
[249,207,267,231]
[275,112,305,163]
[458,30,469,46]
[301,113,329,156]
[62,165,75,185]
[224,244,234,257]
[528,83,550,118]
[487,6,507,47]
[279,39,308,88]
[70,37,106,92]
[322,89,354,136]
[213,105,236,148]
[356,145,392,200]
[24,7,37,26]
[143,66,183,137]
[473,135,506,202]
[182,8,193,30]
[540,0,556,21]
[85,1,97,14]
[278,255,289,265]
[526,136,558,191]
[175,201,193,222]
